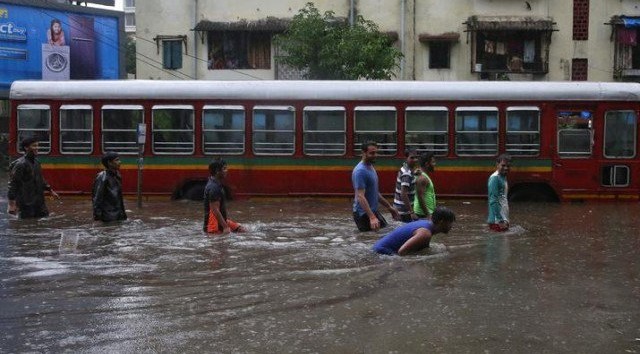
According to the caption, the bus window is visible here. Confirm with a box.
[602,165,630,187]
[17,105,51,154]
[253,106,295,155]
[102,105,143,154]
[405,107,448,156]
[152,105,195,155]
[557,110,592,157]
[506,107,540,156]
[203,105,245,155]
[303,106,346,156]
[354,106,397,156]
[60,105,92,154]
[604,110,636,158]
[455,107,498,156]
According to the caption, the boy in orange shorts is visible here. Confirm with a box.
[203,158,245,234]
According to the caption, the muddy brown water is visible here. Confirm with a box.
[1,172,639,353]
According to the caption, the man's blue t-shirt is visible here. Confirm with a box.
[373,220,434,255]
[352,161,379,216]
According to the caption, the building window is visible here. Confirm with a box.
[573,0,589,40]
[163,40,182,70]
[125,13,135,28]
[354,107,397,156]
[303,106,346,156]
[506,107,540,156]
[405,107,448,156]
[429,42,451,69]
[571,58,588,80]
[207,31,271,70]
[466,17,554,75]
[252,106,295,155]
[557,110,593,158]
[612,18,640,79]
[17,105,51,154]
[152,105,194,155]
[455,107,498,156]
[203,105,245,155]
[102,105,143,154]
[60,105,92,154]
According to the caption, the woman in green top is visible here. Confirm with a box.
[414,152,436,219]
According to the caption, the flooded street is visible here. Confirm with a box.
[1,172,640,353]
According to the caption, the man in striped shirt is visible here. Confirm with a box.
[393,147,420,222]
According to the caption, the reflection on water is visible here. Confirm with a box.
[1,173,640,353]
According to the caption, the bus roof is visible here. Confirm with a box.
[10,80,640,102]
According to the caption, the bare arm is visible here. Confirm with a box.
[400,185,414,215]
[210,200,230,234]
[415,175,430,218]
[398,228,432,255]
[356,188,380,230]
[378,192,400,221]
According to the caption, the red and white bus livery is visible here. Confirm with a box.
[8,80,640,201]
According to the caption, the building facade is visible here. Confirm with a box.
[135,0,640,82]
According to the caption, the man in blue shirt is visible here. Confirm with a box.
[373,206,455,255]
[352,141,399,231]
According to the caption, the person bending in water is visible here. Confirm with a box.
[203,158,245,235]
[372,206,455,256]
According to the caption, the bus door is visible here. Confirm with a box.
[599,108,638,197]
[553,107,598,199]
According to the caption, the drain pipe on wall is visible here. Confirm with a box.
[194,0,198,79]
[400,0,406,79]
[349,0,355,26]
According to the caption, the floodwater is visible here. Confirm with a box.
[1,173,639,353]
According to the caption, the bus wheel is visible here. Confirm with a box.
[182,183,205,201]
[509,184,558,203]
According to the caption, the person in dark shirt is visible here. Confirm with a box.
[92,152,127,222]
[7,137,59,218]
[203,158,245,234]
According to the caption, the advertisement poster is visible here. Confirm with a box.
[0,2,121,92]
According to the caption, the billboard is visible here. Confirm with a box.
[0,1,123,94]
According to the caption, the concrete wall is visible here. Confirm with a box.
[135,0,640,82]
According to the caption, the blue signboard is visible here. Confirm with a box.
[0,2,121,91]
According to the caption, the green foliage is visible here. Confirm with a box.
[274,2,402,80]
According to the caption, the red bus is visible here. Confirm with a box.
[8,80,640,201]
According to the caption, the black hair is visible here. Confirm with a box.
[432,206,456,223]
[208,158,227,175]
[20,137,38,151]
[497,153,512,163]
[405,146,418,157]
[419,151,435,167]
[101,151,119,168]
[361,141,378,152]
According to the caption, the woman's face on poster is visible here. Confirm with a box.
[52,22,61,34]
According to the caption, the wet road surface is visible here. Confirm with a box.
[1,173,640,353]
